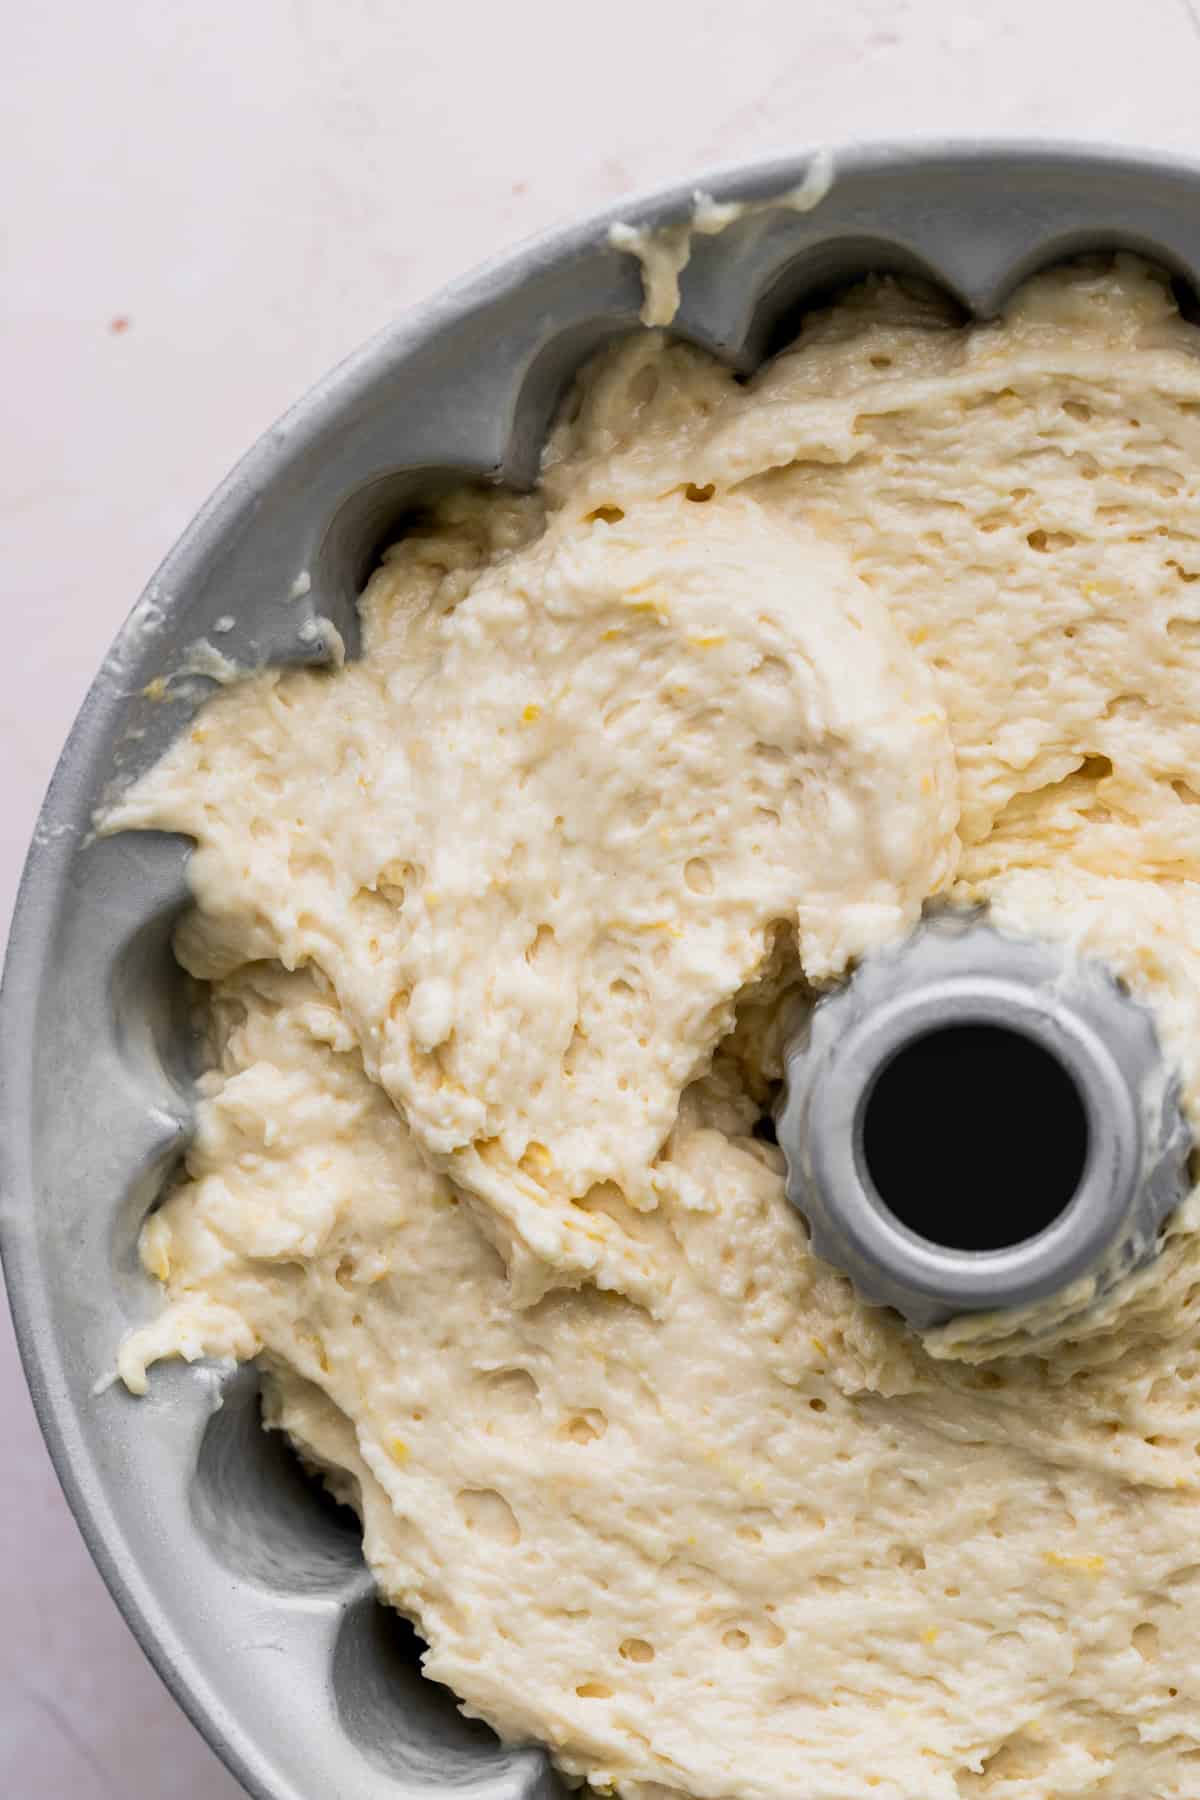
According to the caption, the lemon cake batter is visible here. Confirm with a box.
[113,258,1200,1799]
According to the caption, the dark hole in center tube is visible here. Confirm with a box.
[860,1023,1089,1252]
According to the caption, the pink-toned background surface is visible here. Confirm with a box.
[5,1,1200,1790]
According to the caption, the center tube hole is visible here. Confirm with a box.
[860,1023,1089,1252]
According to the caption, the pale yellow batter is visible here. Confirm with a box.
[112,259,1200,1799]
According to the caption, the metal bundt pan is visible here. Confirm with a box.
[5,140,1200,1799]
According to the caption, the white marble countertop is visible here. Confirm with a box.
[5,0,1200,1791]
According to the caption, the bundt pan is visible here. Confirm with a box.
[6,139,1200,1800]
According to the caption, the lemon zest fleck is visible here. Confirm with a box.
[1044,1550,1104,1573]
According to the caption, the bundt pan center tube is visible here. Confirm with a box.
[778,909,1191,1331]
[7,140,1200,1800]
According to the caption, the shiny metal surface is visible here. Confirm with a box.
[5,141,1200,1798]
[778,912,1192,1329]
